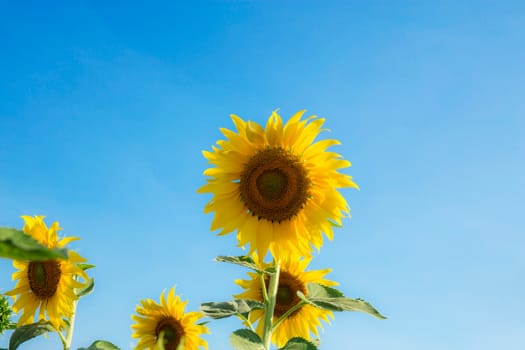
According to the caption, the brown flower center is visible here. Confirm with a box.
[155,317,185,350]
[265,271,307,318]
[240,147,310,222]
[27,260,61,299]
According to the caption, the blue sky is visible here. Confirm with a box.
[1,1,524,349]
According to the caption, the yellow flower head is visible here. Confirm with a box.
[5,215,88,330]
[199,110,357,259]
[235,256,337,347]
[131,287,209,350]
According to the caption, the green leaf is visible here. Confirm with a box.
[77,263,96,271]
[78,340,121,350]
[215,256,277,275]
[76,277,95,297]
[215,255,261,271]
[0,227,67,261]
[230,329,264,350]
[278,337,319,350]
[8,321,56,350]
[306,284,344,298]
[200,300,264,319]
[297,284,386,319]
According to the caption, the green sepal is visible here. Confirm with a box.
[297,284,386,319]
[230,329,264,350]
[77,263,96,271]
[200,299,264,319]
[327,218,343,228]
[278,337,319,350]
[76,277,95,297]
[310,338,320,347]
[8,321,56,350]
[0,227,67,261]
[78,340,121,350]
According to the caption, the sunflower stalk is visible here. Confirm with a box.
[64,300,78,350]
[261,260,280,350]
[57,328,68,349]
[236,312,256,333]
[56,329,67,349]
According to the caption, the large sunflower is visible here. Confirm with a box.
[199,110,357,258]
[235,256,336,347]
[131,287,209,350]
[5,215,87,330]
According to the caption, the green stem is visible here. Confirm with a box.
[259,272,269,303]
[64,300,78,350]
[237,312,256,333]
[262,260,280,350]
[57,328,67,349]
[155,329,166,350]
[272,301,306,331]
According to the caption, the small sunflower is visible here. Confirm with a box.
[5,215,87,330]
[199,110,357,258]
[131,287,209,350]
[235,256,337,347]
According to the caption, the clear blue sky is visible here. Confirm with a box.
[1,1,524,349]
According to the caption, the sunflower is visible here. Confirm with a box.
[235,256,336,347]
[199,110,357,258]
[5,215,88,330]
[131,287,209,350]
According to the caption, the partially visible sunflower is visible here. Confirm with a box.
[235,256,337,347]
[5,215,87,330]
[199,110,357,259]
[0,295,13,334]
[131,287,209,350]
